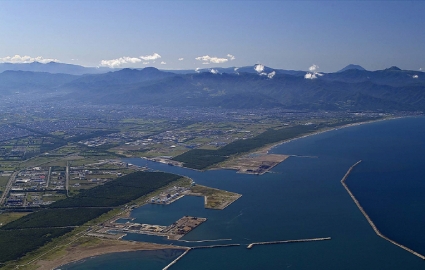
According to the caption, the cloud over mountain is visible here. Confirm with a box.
[0,54,59,64]
[140,53,161,61]
[305,64,323,79]
[100,57,142,68]
[195,55,228,64]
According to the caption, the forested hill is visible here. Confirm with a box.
[1,64,424,111]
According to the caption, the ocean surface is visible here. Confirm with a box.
[62,116,425,269]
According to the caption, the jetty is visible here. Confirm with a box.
[162,248,191,270]
[178,238,232,243]
[247,237,331,249]
[341,160,425,260]
[162,244,239,270]
[191,244,240,249]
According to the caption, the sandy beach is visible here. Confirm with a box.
[262,117,406,154]
[35,237,187,270]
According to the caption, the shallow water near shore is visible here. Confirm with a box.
[64,116,425,269]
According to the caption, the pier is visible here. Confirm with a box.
[341,160,425,260]
[247,237,331,249]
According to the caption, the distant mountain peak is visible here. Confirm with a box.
[337,64,366,73]
[386,66,401,71]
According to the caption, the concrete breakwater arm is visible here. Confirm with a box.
[247,237,331,249]
[162,244,239,270]
[341,160,425,260]
[162,248,191,270]
[191,244,240,249]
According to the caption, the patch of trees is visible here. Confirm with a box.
[0,228,72,264]
[50,171,181,208]
[1,208,110,230]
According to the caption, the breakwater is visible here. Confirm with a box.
[247,237,331,249]
[341,160,425,260]
[191,244,241,249]
[162,248,191,270]
[178,238,232,243]
[162,244,239,270]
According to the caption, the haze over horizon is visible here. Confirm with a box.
[1,1,424,72]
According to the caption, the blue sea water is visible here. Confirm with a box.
[63,116,425,269]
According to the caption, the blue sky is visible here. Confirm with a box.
[0,1,424,72]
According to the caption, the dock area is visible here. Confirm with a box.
[98,216,207,241]
[247,237,331,249]
[341,160,425,260]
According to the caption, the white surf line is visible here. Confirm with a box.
[341,160,425,260]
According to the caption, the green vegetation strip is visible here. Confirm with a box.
[1,208,111,230]
[0,228,72,265]
[173,125,316,170]
[0,171,182,264]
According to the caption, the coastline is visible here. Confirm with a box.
[51,115,417,269]
[263,116,408,154]
[35,238,188,270]
[209,116,410,173]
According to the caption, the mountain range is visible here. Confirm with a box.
[0,61,112,75]
[0,62,424,111]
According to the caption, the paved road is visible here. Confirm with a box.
[0,171,18,206]
[66,162,69,197]
[46,166,52,188]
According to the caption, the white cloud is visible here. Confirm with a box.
[195,55,228,64]
[420,68,422,71]
[210,69,219,74]
[305,64,321,79]
[143,62,149,65]
[100,57,141,68]
[267,71,276,79]
[195,68,200,73]
[160,61,166,65]
[0,54,59,64]
[304,73,317,79]
[140,53,161,61]
[227,54,235,60]
[413,75,419,79]
[254,64,265,73]
[309,64,319,72]
[178,58,184,61]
